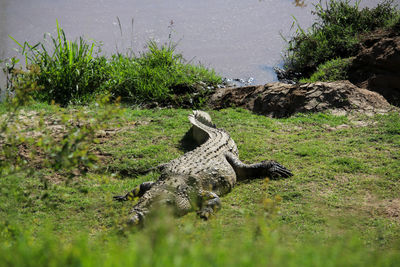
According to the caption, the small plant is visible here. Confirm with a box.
[299,57,352,83]
[41,96,123,177]
[262,179,283,219]
[0,83,122,180]
[0,61,42,174]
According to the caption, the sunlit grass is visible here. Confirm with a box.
[1,103,399,265]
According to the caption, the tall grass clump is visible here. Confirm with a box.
[299,57,351,83]
[5,22,222,107]
[105,41,222,106]
[283,0,400,80]
[9,21,109,106]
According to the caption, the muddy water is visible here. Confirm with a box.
[0,0,396,88]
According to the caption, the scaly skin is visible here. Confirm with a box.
[114,111,292,224]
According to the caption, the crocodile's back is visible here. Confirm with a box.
[164,111,239,193]
[117,110,293,224]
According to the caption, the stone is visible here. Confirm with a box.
[209,81,393,118]
[348,28,400,106]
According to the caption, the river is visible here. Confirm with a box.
[0,0,396,89]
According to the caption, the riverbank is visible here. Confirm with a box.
[1,0,400,265]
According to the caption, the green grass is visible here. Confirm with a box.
[299,57,352,83]
[105,41,221,106]
[1,103,399,265]
[283,0,400,81]
[4,23,222,107]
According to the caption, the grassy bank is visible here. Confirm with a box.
[1,102,399,266]
[1,3,400,265]
[282,0,400,82]
[2,22,221,107]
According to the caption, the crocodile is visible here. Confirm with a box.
[114,111,292,224]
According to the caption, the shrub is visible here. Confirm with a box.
[283,0,400,80]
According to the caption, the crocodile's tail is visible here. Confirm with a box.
[188,110,216,146]
[190,110,216,128]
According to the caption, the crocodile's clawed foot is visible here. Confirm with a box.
[265,161,293,179]
[113,181,155,203]
[197,207,214,220]
[197,191,221,220]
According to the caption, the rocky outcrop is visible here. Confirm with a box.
[209,81,392,118]
[348,28,400,106]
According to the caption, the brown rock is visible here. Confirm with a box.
[209,81,392,118]
[348,28,400,106]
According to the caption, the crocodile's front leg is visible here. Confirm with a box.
[225,152,293,180]
[197,190,221,220]
[113,181,155,201]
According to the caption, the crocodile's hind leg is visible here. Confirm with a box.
[225,152,293,180]
[113,181,155,201]
[197,191,221,220]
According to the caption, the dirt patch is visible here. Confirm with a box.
[209,81,394,118]
[384,198,400,222]
[361,192,400,223]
